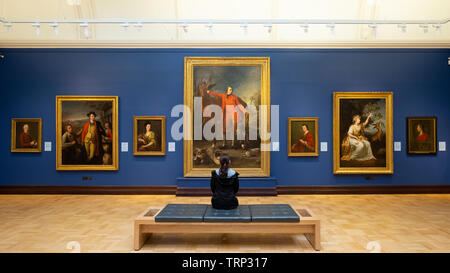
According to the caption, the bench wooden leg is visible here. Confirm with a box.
[134,223,151,251]
[305,222,321,251]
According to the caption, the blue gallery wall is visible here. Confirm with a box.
[0,48,449,187]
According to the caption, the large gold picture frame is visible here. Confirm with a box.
[183,57,271,177]
[287,117,319,157]
[333,92,393,174]
[56,96,119,171]
[11,118,42,153]
[133,116,166,156]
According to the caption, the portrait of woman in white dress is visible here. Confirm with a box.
[341,113,376,161]
[334,92,393,174]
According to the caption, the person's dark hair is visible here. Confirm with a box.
[301,124,309,130]
[219,155,230,177]
[87,111,97,117]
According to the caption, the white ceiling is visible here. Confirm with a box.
[0,0,449,47]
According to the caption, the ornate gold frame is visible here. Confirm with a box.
[287,117,319,157]
[406,117,437,154]
[11,118,42,153]
[133,116,166,156]
[183,57,271,177]
[56,96,119,171]
[333,92,393,174]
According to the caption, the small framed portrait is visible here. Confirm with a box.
[11,118,42,153]
[288,117,319,157]
[56,96,119,171]
[133,116,166,156]
[407,117,437,154]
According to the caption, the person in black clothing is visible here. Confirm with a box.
[210,155,239,210]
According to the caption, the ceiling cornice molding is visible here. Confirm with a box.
[1,40,449,49]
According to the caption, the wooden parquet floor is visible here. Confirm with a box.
[0,194,449,253]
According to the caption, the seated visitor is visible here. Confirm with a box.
[210,155,239,210]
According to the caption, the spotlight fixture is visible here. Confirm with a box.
[432,24,441,35]
[32,23,40,36]
[50,22,59,35]
[368,24,377,37]
[398,24,407,33]
[80,22,89,38]
[66,0,81,5]
[240,23,248,36]
[264,24,273,34]
[180,23,188,34]
[205,23,213,35]
[326,23,335,36]
[134,22,143,32]
[3,22,12,32]
[419,24,429,33]
[120,22,130,31]
[300,24,308,34]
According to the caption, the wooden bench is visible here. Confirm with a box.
[134,205,321,251]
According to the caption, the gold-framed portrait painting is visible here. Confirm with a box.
[288,117,319,157]
[56,96,119,171]
[133,116,166,156]
[11,118,42,153]
[184,57,271,177]
[407,117,437,154]
[333,92,393,174]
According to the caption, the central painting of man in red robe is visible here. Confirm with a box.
[194,66,261,168]
[184,57,271,177]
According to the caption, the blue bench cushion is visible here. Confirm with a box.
[249,204,300,222]
[155,204,208,222]
[203,205,251,223]
[154,204,300,223]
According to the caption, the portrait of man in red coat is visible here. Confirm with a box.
[291,124,315,153]
[207,86,248,148]
[192,64,263,170]
[415,124,429,142]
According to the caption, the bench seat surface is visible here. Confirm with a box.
[154,204,208,222]
[204,205,251,222]
[154,204,300,223]
[250,204,300,223]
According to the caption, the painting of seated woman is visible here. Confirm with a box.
[288,117,318,157]
[333,92,393,174]
[133,116,166,156]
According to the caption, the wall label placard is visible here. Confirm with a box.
[394,141,401,152]
[320,142,328,152]
[44,141,52,152]
[168,142,175,152]
[439,141,446,151]
[121,142,129,152]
